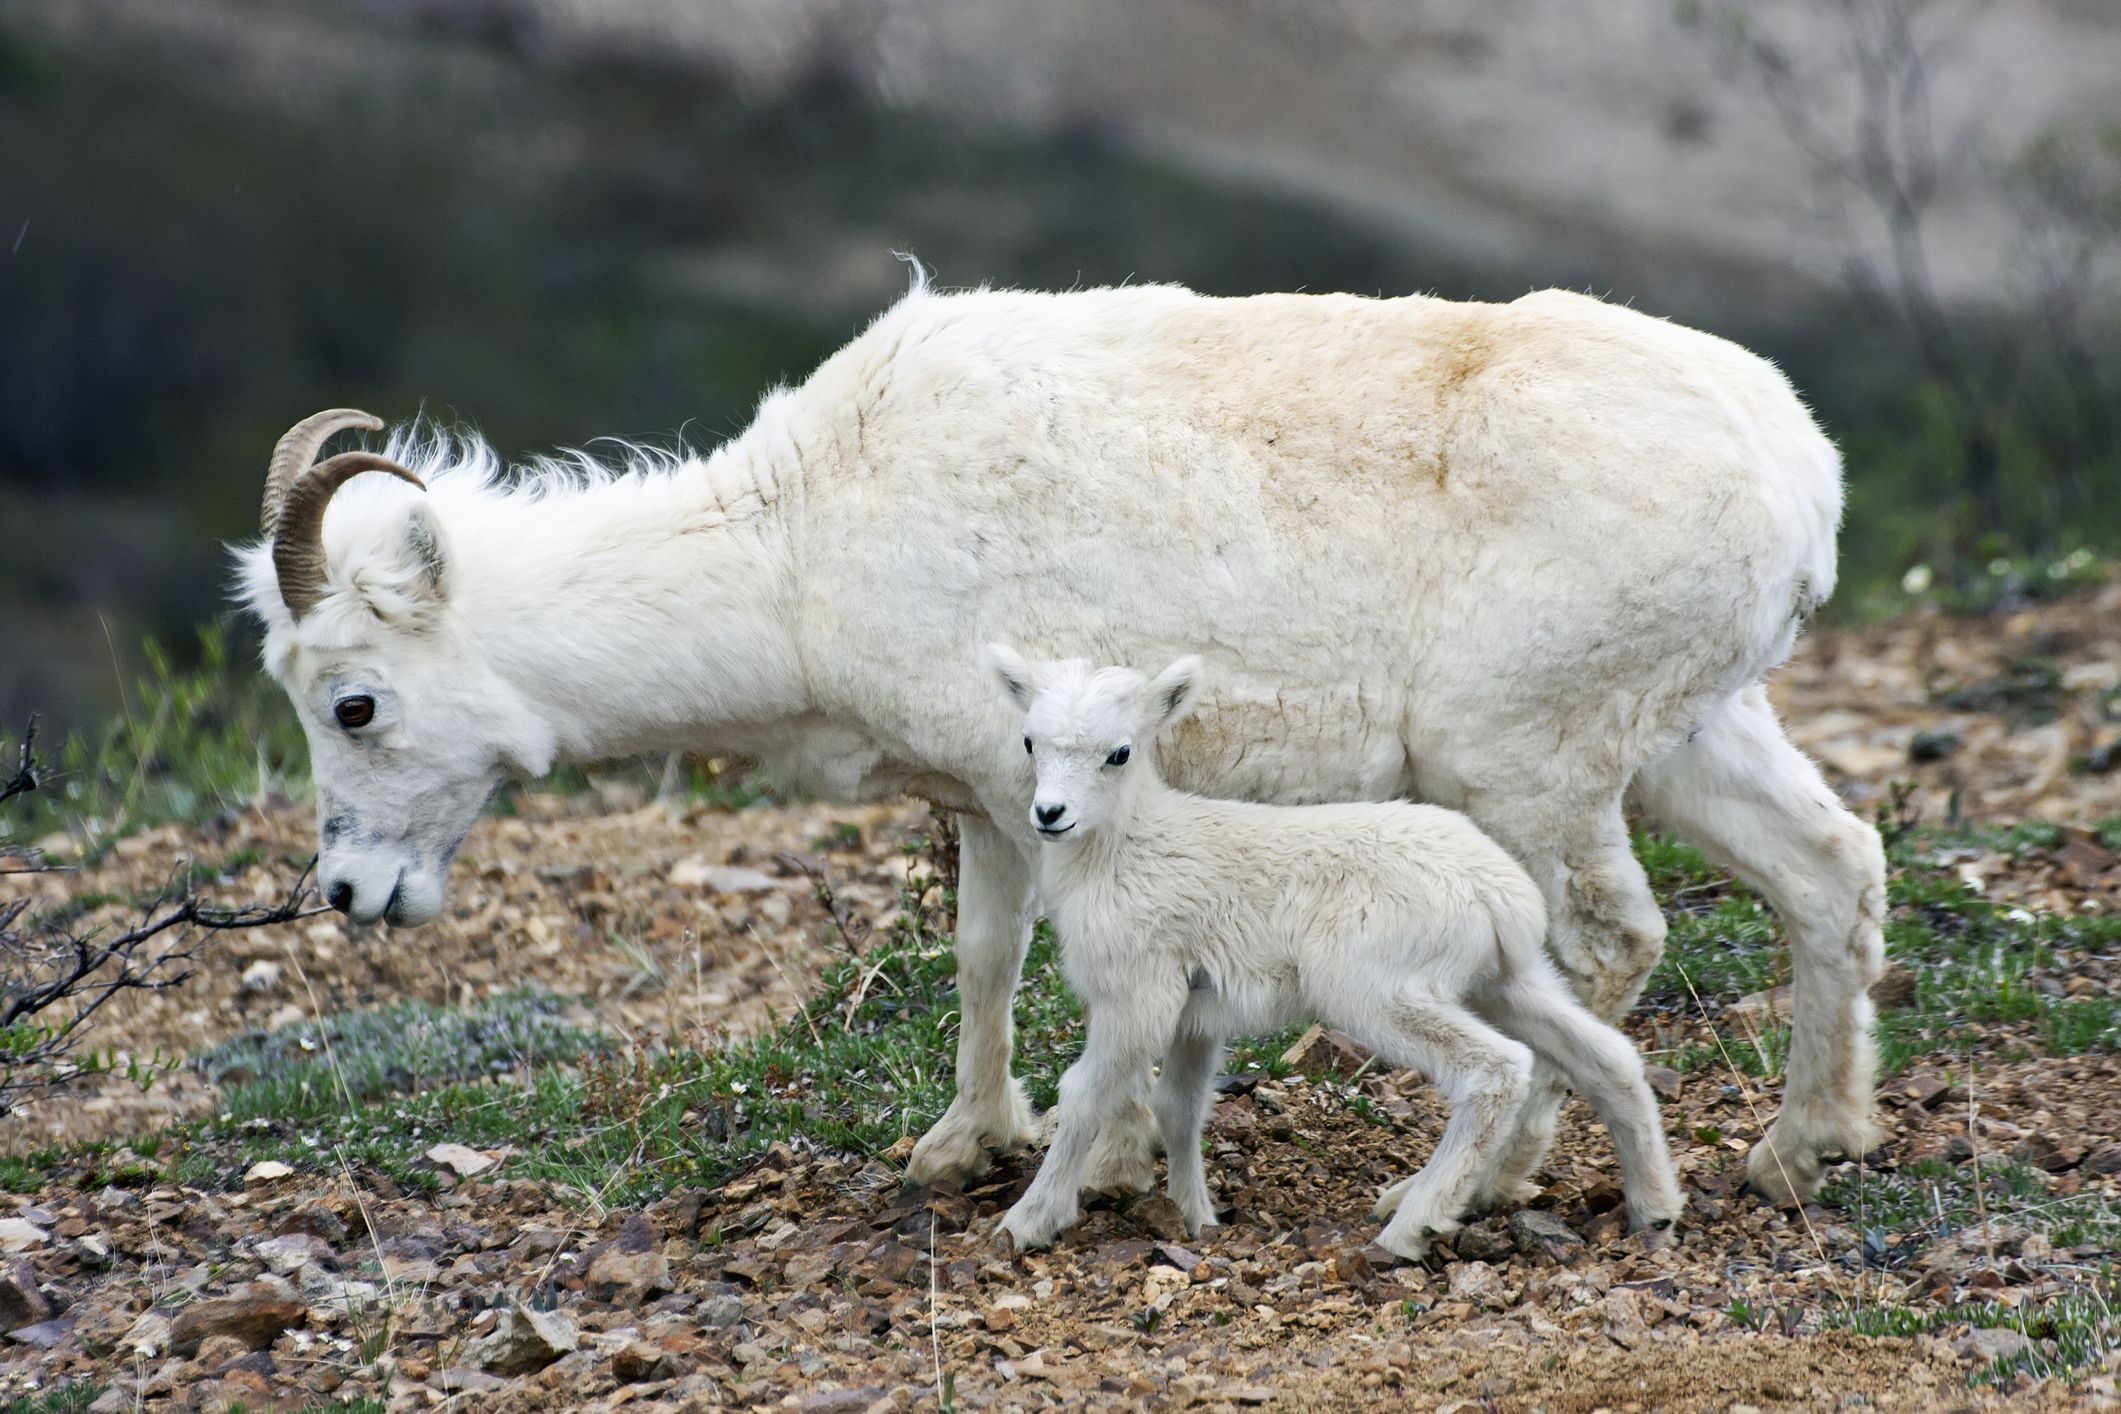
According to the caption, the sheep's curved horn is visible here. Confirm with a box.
[261,409,384,534]
[273,451,426,620]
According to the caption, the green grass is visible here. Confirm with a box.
[199,990,605,1122]
[174,829,1090,1204]
[2,622,308,851]
[0,1149,67,1195]
[1638,825,2121,1080]
[1824,1156,2121,1257]
[1,1384,103,1414]
[1819,1159,2121,1387]
[149,819,2115,1205]
[1828,1279,2120,1388]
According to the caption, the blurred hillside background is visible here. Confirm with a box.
[3,0,2119,739]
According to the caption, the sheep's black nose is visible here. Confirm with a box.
[1036,804,1066,827]
[327,881,355,914]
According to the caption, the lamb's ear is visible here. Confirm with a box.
[1146,655,1204,728]
[982,643,1037,710]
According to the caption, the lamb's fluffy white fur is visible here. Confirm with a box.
[986,647,1683,1256]
[235,280,1885,1205]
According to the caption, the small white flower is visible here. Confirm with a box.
[1900,563,1933,594]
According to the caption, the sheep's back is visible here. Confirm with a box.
[783,284,1841,820]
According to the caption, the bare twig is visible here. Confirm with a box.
[0,720,323,1113]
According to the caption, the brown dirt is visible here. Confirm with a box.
[10,1049,2113,1410]
[1773,580,2121,826]
[3,586,2120,1410]
[4,793,931,1148]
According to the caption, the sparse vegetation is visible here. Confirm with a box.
[1,720,319,1114]
[5,590,2119,1406]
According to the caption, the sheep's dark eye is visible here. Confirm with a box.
[1023,736,1034,755]
[1106,745,1131,767]
[334,696,375,729]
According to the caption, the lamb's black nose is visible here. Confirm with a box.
[1035,803,1066,827]
[327,881,355,914]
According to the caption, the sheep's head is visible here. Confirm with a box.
[237,410,554,926]
[984,644,1202,841]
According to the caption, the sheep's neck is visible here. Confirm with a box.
[471,436,808,763]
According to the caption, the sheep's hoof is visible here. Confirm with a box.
[1081,1104,1161,1195]
[908,1087,1039,1186]
[1743,1113,1881,1205]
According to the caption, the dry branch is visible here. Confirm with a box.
[0,719,323,1113]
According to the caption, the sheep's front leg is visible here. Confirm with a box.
[909,816,1040,1186]
[1153,1019,1224,1236]
[1000,977,1185,1251]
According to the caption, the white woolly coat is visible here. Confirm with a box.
[777,284,1838,831]
[1037,789,1553,1040]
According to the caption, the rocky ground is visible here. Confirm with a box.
[2,580,2119,1412]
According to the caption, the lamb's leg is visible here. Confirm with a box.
[1485,966,1681,1239]
[909,815,1040,1185]
[1000,978,1186,1251]
[1153,1017,1224,1237]
[1461,800,1668,1213]
[1346,991,1532,1261]
[1633,683,1887,1204]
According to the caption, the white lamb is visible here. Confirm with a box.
[986,645,1683,1258]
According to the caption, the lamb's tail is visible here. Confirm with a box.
[1486,865,1550,973]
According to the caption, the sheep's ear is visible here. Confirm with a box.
[982,643,1036,710]
[1146,655,1204,728]
[397,501,450,604]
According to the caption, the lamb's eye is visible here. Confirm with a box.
[334,696,376,729]
[1106,745,1131,767]
[1023,736,1034,755]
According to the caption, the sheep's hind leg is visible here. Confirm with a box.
[1347,991,1533,1261]
[908,816,1040,1186]
[1461,799,1669,1214]
[1153,1018,1224,1236]
[1633,684,1887,1204]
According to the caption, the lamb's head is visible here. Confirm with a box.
[235,410,556,926]
[983,644,1202,841]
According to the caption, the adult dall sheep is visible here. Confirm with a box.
[237,277,1886,1204]
[984,645,1683,1256]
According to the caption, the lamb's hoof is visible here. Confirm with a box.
[997,1203,1069,1253]
[1374,1218,1457,1264]
[1378,1205,1461,1263]
[1178,1207,1222,1240]
[907,1088,1039,1186]
[1633,1214,1680,1249]
[1462,1178,1540,1219]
